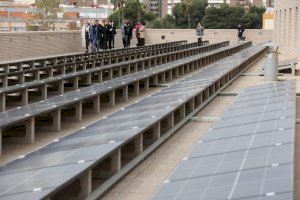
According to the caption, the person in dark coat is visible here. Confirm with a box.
[109,20,116,48]
[125,21,133,48]
[97,20,104,50]
[105,20,113,49]
[237,24,245,41]
[100,20,109,51]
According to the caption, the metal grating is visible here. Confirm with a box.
[152,81,295,200]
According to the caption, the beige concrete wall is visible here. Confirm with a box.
[145,29,273,45]
[274,0,300,60]
[0,29,272,61]
[0,31,83,61]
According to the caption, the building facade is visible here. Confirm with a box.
[207,0,230,8]
[167,0,180,15]
[0,0,113,32]
[208,0,272,7]
[273,0,300,60]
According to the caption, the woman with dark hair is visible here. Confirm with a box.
[125,20,133,47]
[121,20,128,48]
[138,21,146,46]
[105,20,113,49]
[237,24,245,42]
[196,22,204,44]
[110,20,116,48]
[135,22,141,46]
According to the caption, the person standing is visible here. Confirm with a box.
[121,20,126,48]
[101,20,109,51]
[196,22,204,44]
[97,20,104,51]
[138,21,146,46]
[81,22,90,52]
[89,21,98,52]
[110,20,116,48]
[237,24,245,42]
[126,20,133,48]
[135,22,141,46]
[106,20,113,49]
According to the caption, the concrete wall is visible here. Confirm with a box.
[145,29,273,46]
[274,0,300,60]
[0,29,273,61]
[0,31,83,61]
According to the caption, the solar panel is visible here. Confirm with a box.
[152,81,295,200]
[0,45,265,200]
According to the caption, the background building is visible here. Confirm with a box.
[0,0,113,32]
[273,0,300,60]
[167,0,180,15]
[207,0,230,8]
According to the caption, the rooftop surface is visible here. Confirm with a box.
[0,41,298,200]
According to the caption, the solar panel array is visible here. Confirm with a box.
[0,45,265,200]
[152,81,295,200]
[0,43,233,128]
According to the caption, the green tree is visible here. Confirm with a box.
[241,6,266,28]
[173,3,186,28]
[110,0,125,10]
[148,15,176,29]
[202,4,265,29]
[189,0,207,28]
[35,0,61,30]
[173,0,207,29]
[202,4,245,29]
[183,0,192,29]
[109,0,157,27]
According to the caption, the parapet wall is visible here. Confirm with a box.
[0,29,273,61]
[146,29,273,46]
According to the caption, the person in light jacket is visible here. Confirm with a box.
[196,22,204,44]
[121,20,127,48]
[138,21,146,46]
[89,21,98,52]
[81,22,90,52]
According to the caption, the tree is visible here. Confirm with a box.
[189,0,207,28]
[148,15,176,29]
[173,0,207,29]
[202,4,245,29]
[110,0,121,10]
[35,0,61,30]
[109,0,157,27]
[173,3,186,28]
[241,6,266,28]
[183,0,192,29]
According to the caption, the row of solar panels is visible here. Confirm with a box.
[152,81,295,200]
[0,44,266,200]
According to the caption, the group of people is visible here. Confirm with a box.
[82,19,244,52]
[81,20,116,52]
[82,19,146,52]
[120,20,146,48]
